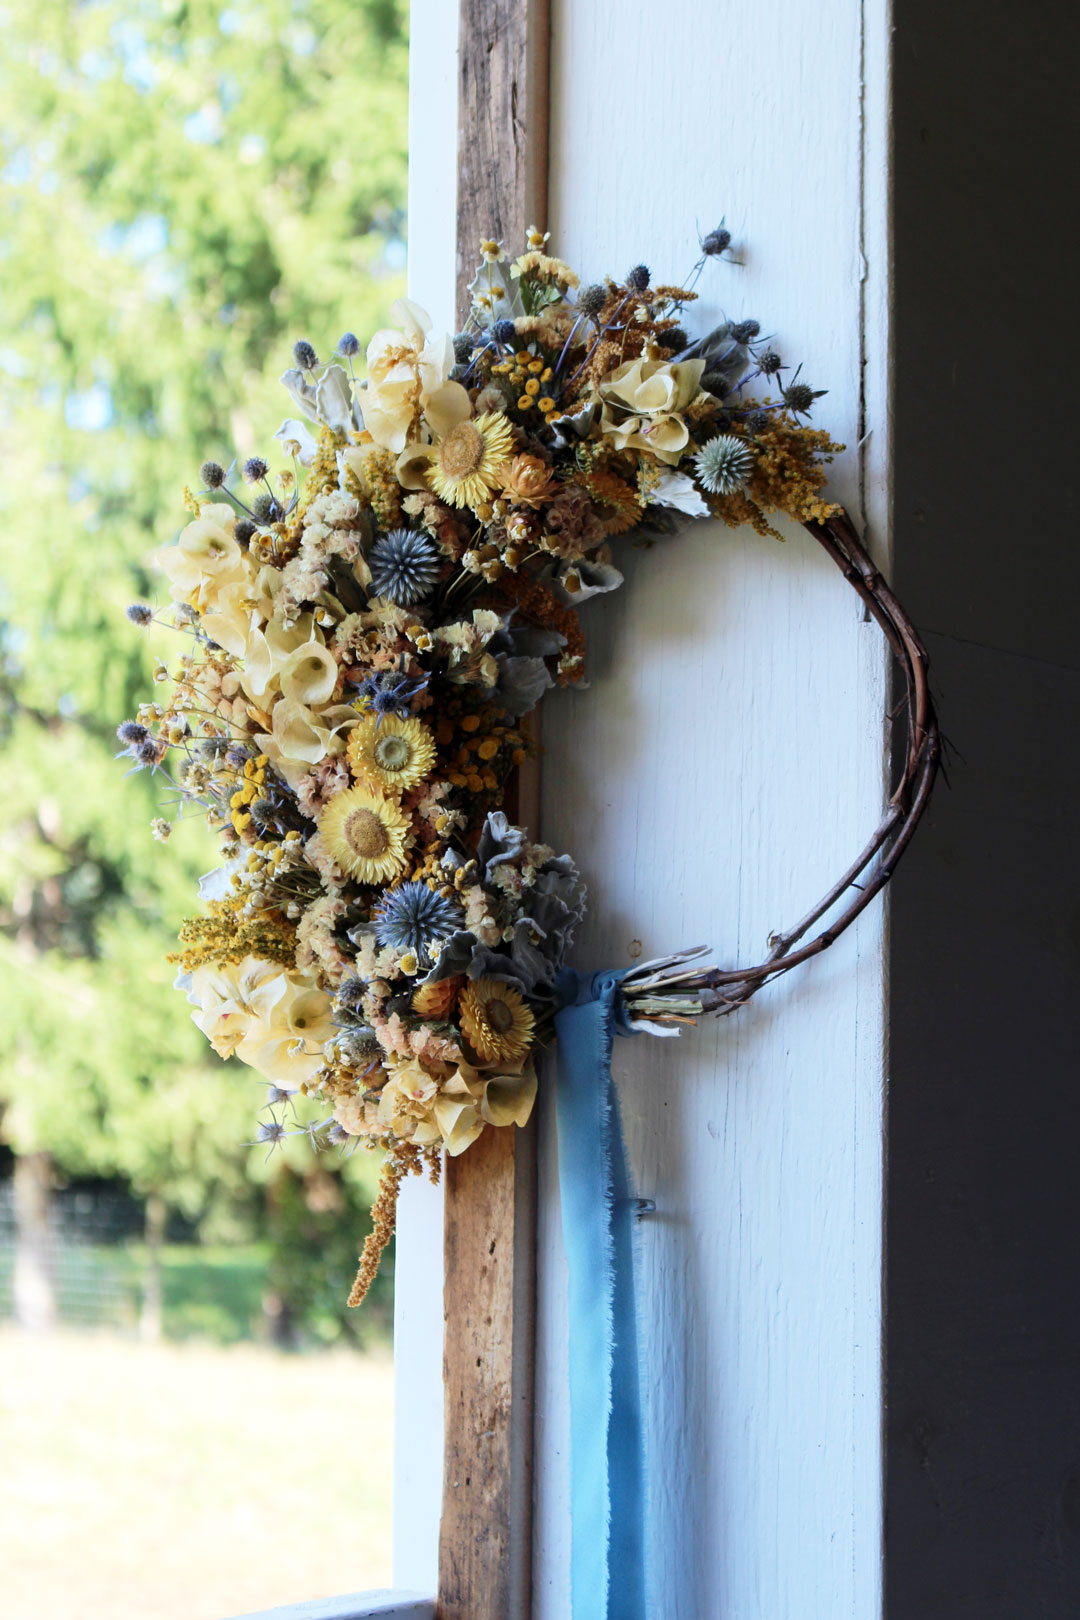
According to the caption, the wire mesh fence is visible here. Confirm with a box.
[0,1180,146,1329]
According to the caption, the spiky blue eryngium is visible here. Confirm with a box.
[368,529,441,605]
[373,881,464,958]
[693,433,754,495]
[577,284,607,318]
[703,225,732,257]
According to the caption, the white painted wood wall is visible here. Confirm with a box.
[397,4,891,1614]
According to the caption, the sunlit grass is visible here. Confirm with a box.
[0,1328,394,1620]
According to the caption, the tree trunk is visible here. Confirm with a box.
[139,1192,166,1343]
[13,1151,56,1333]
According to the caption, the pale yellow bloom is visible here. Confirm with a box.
[597,356,706,464]
[375,1052,537,1157]
[347,713,437,794]
[459,978,535,1064]
[361,298,466,453]
[317,783,412,884]
[397,410,516,511]
[153,503,251,610]
[185,956,334,1089]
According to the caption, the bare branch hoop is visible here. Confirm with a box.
[680,510,940,1017]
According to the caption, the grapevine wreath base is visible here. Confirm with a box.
[120,225,939,1306]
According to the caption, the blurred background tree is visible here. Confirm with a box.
[0,0,408,1343]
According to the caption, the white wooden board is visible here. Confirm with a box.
[532,2,890,1616]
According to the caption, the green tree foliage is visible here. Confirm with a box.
[0,0,409,1280]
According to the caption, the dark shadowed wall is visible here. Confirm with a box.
[888,2,1080,1614]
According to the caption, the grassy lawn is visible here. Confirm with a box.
[0,1327,394,1620]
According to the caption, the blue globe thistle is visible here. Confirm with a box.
[659,326,688,352]
[626,264,650,293]
[126,603,153,626]
[334,977,368,1016]
[337,331,361,357]
[352,667,431,723]
[577,283,607,318]
[242,456,268,485]
[453,332,475,364]
[234,518,256,545]
[782,377,827,416]
[703,225,732,257]
[374,881,464,959]
[368,529,441,605]
[693,434,755,495]
[700,368,730,399]
[293,339,319,371]
[492,318,517,345]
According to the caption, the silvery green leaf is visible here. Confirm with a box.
[494,653,553,717]
[650,469,710,517]
[550,400,599,448]
[273,419,319,466]
[422,929,479,983]
[279,366,321,423]
[506,622,565,659]
[467,258,526,328]
[315,363,359,434]
[198,859,242,902]
[477,811,529,878]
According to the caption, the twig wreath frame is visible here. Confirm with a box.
[687,505,940,1017]
[119,225,939,1308]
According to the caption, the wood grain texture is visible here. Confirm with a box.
[455,0,550,323]
[531,3,891,1617]
[437,6,548,1618]
[438,1123,537,1620]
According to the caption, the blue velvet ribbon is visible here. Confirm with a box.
[553,966,647,1620]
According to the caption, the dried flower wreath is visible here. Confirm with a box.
[120,225,939,1307]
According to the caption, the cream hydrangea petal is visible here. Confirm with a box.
[435,1095,485,1156]
[272,700,329,765]
[388,297,433,344]
[642,416,691,458]
[670,357,706,408]
[279,641,339,707]
[200,581,256,659]
[424,380,473,438]
[634,371,679,412]
[285,988,336,1042]
[240,1033,323,1089]
[395,442,438,491]
[417,332,456,398]
[480,1061,538,1129]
